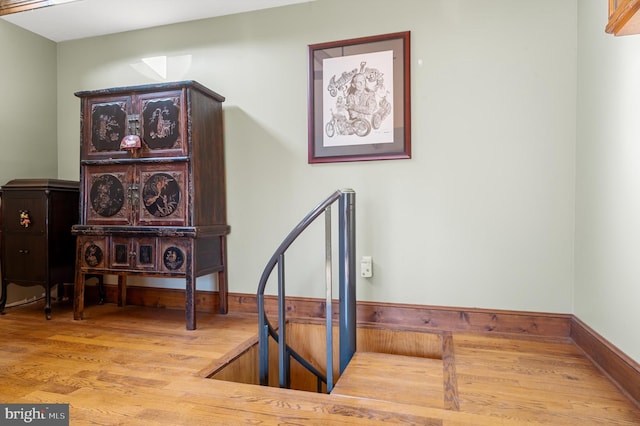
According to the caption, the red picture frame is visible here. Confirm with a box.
[308,31,411,163]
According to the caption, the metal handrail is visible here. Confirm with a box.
[257,189,356,393]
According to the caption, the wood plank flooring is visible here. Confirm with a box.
[331,352,445,408]
[1,300,639,425]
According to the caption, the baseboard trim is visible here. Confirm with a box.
[570,316,640,408]
[92,285,638,407]
[228,293,573,337]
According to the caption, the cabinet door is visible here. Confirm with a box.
[84,95,132,160]
[137,163,188,226]
[3,235,47,282]
[137,89,187,158]
[133,237,158,270]
[109,237,158,270]
[111,237,132,269]
[2,192,46,233]
[84,165,133,225]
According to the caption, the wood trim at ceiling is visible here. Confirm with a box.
[606,0,640,36]
[0,0,53,16]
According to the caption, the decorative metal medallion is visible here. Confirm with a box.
[19,210,31,228]
[90,174,125,217]
[163,246,184,271]
[142,98,180,149]
[142,173,180,217]
[91,103,127,151]
[84,244,103,267]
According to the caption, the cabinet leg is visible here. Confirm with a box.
[0,279,7,315]
[117,275,127,307]
[74,272,85,320]
[97,275,105,305]
[185,257,195,330]
[44,284,52,320]
[86,274,105,305]
[218,270,228,315]
[218,236,228,315]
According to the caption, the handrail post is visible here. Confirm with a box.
[277,253,290,388]
[258,292,269,386]
[325,206,334,393]
[339,189,356,374]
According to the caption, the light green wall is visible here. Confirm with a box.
[54,0,577,313]
[0,20,57,181]
[576,3,640,362]
[0,19,58,304]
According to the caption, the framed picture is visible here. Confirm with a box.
[308,31,411,163]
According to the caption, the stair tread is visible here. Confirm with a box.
[331,352,445,408]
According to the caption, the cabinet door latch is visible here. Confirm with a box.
[121,114,142,150]
[128,114,140,136]
[128,184,139,213]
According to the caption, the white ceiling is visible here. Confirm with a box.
[1,0,313,42]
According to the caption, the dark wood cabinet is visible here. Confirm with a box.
[72,81,229,330]
[0,179,79,319]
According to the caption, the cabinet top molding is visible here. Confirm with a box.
[1,178,79,192]
[606,0,640,36]
[74,80,225,103]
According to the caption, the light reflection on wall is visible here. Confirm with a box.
[130,54,192,81]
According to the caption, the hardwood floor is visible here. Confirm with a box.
[1,299,639,425]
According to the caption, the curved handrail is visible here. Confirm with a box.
[257,190,342,297]
[257,189,355,392]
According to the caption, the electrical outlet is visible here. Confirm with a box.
[360,256,372,278]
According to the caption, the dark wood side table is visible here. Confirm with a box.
[0,179,79,319]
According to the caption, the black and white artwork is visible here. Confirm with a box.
[322,50,394,148]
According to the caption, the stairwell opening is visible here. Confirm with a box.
[206,318,444,394]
